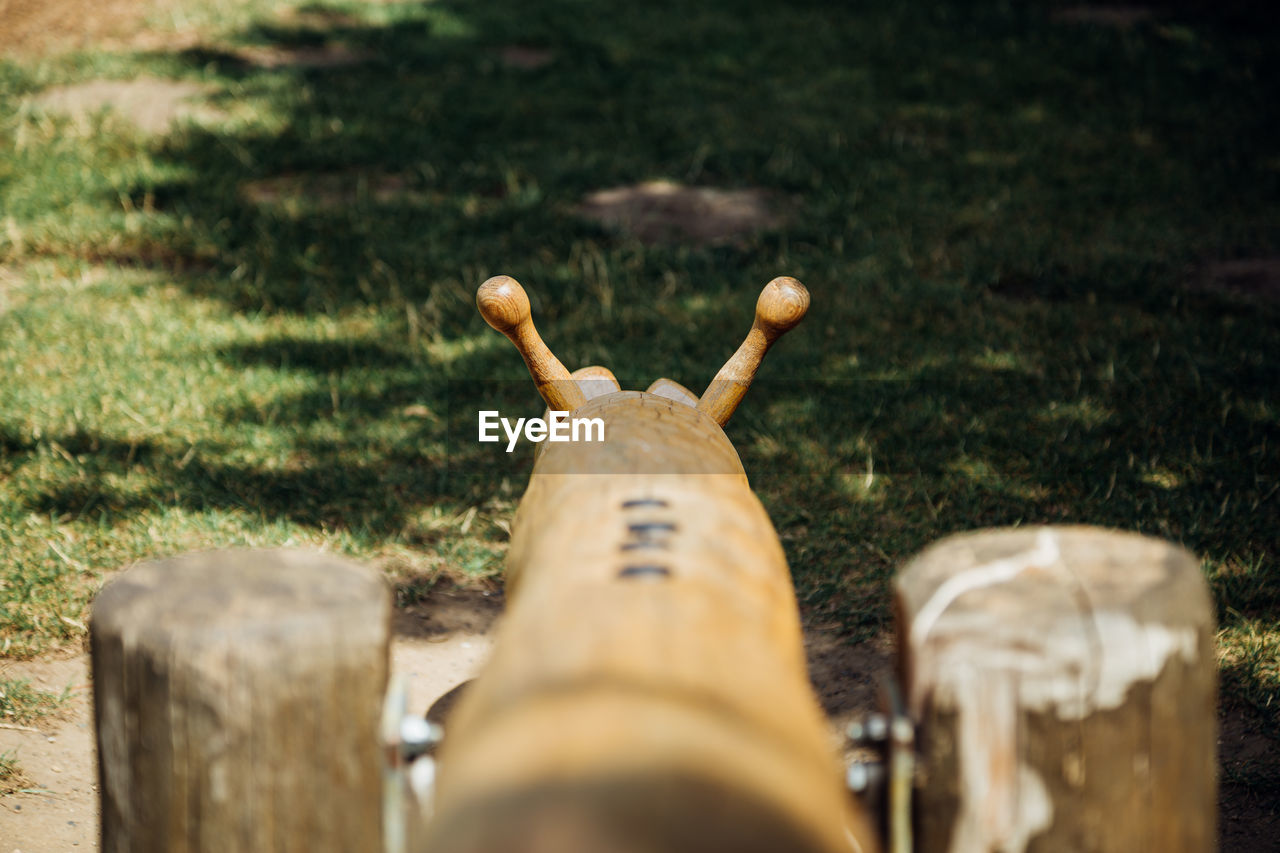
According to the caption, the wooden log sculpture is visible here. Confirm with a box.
[421,276,877,852]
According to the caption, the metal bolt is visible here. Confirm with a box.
[408,755,438,805]
[891,715,915,745]
[398,717,444,762]
[846,759,886,793]
[848,712,889,744]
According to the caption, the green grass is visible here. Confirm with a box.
[0,0,1277,746]
[0,750,27,795]
[0,676,70,724]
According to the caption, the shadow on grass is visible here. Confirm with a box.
[6,0,1278,745]
[10,374,536,537]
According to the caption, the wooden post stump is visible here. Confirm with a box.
[895,526,1215,853]
[91,549,390,853]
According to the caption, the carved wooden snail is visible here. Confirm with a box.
[419,275,879,853]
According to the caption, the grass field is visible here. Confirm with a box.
[1,0,1277,797]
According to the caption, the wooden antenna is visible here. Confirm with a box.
[477,275,588,412]
[697,276,810,427]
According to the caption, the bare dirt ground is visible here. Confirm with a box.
[0,0,156,56]
[576,180,787,247]
[1051,5,1156,27]
[31,79,220,135]
[1195,257,1280,303]
[0,656,95,853]
[1220,705,1280,851]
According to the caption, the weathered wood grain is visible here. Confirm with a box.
[896,526,1215,853]
[646,377,700,407]
[91,548,390,853]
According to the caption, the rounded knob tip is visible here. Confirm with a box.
[477,275,531,334]
[755,276,810,335]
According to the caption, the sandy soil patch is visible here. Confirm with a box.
[229,42,370,70]
[0,656,95,852]
[498,46,555,70]
[1052,5,1155,27]
[31,79,220,134]
[0,0,367,62]
[0,0,154,55]
[1195,257,1280,302]
[577,180,787,247]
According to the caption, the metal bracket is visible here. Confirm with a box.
[846,676,915,853]
[382,674,445,853]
